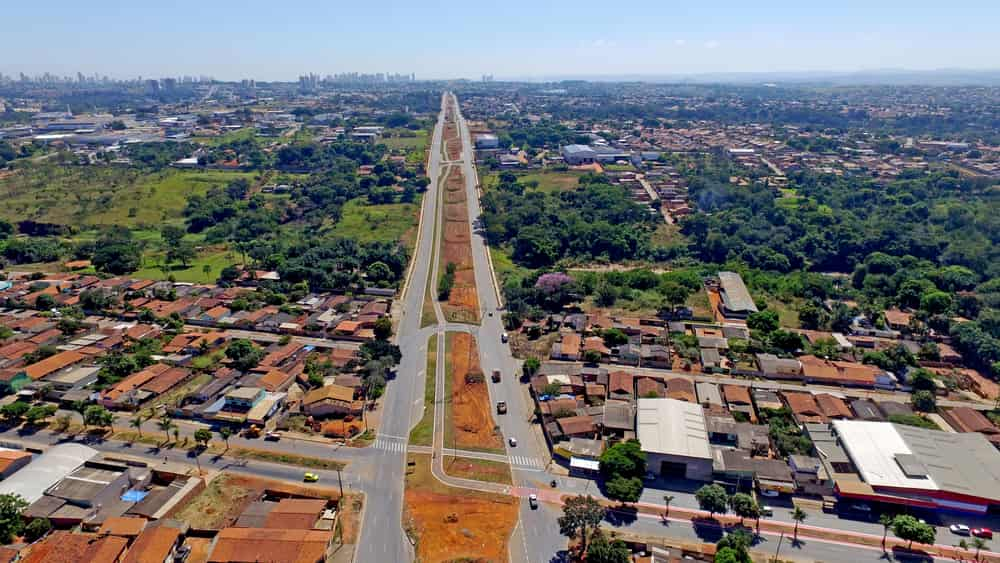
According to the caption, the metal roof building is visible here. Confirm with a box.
[0,443,97,503]
[637,398,713,481]
[718,271,758,318]
[832,420,1000,514]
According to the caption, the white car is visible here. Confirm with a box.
[528,494,538,509]
[508,437,517,447]
[761,506,774,516]
[950,524,971,536]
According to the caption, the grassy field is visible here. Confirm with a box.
[408,335,437,446]
[0,164,256,228]
[328,197,422,251]
[190,127,258,146]
[134,246,237,284]
[651,222,683,246]
[381,129,429,151]
[489,246,529,285]
[482,170,583,193]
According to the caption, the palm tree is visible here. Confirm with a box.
[791,506,807,542]
[219,427,233,451]
[879,514,895,551]
[130,412,148,437]
[972,538,986,561]
[157,415,176,444]
[957,539,969,561]
[663,495,675,517]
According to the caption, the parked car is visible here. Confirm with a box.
[760,490,780,498]
[761,506,774,516]
[972,528,993,539]
[264,431,282,441]
[950,524,971,536]
[303,472,319,482]
[501,332,509,343]
[529,494,538,509]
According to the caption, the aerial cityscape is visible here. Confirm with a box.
[0,2,999,563]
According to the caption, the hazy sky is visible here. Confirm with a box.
[4,0,998,80]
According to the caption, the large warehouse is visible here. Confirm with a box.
[832,420,1000,514]
[637,398,714,481]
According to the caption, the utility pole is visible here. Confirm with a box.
[773,531,784,563]
[337,467,344,498]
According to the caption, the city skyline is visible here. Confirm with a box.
[4,0,999,81]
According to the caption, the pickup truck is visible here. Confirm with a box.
[491,370,501,383]
[496,401,507,414]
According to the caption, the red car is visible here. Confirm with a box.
[972,528,993,540]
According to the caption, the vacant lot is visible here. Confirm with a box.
[404,454,518,563]
[446,333,502,452]
[329,196,421,251]
[0,164,255,228]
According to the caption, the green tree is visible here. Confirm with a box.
[972,537,986,560]
[0,401,29,423]
[557,495,606,554]
[523,357,541,377]
[695,484,729,518]
[373,317,393,341]
[598,439,646,480]
[24,404,57,426]
[130,412,148,437]
[728,493,759,526]
[585,530,631,563]
[219,427,233,450]
[23,516,51,541]
[714,547,740,563]
[747,310,780,333]
[791,506,807,542]
[912,390,937,412]
[715,530,752,563]
[879,513,894,550]
[0,494,28,543]
[605,476,643,504]
[891,515,936,549]
[225,339,264,371]
[662,494,675,516]
[602,328,628,347]
[83,405,115,429]
[194,428,213,447]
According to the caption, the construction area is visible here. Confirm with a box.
[446,332,503,451]
[403,454,518,563]
[439,163,479,323]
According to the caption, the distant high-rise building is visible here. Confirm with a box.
[162,77,177,91]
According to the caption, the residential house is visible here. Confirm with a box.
[301,385,362,418]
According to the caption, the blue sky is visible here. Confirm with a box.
[4,0,998,80]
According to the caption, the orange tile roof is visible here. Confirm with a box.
[815,393,853,419]
[98,516,147,537]
[0,340,37,360]
[263,499,327,530]
[303,384,355,405]
[721,384,752,405]
[122,526,181,563]
[140,367,191,395]
[208,528,332,563]
[258,369,293,392]
[798,355,879,386]
[23,350,86,380]
[21,531,128,563]
[560,333,581,357]
[103,363,170,402]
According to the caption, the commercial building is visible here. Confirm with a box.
[475,134,499,149]
[831,420,1000,514]
[636,398,713,480]
[561,144,597,165]
[0,443,97,503]
[717,272,758,319]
